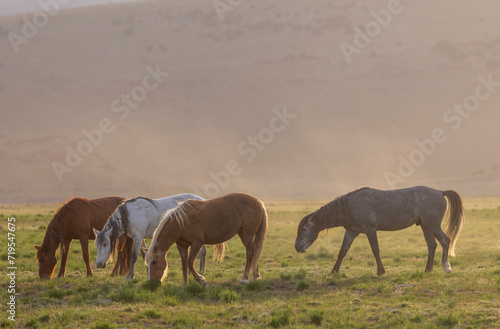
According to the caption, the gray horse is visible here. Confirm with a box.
[295,186,464,275]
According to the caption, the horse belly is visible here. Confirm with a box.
[372,206,418,231]
[376,217,417,231]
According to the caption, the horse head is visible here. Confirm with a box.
[294,212,320,253]
[94,220,118,268]
[145,244,168,282]
[34,244,57,279]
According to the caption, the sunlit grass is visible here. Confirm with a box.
[1,198,499,328]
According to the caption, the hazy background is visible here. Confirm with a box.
[1,0,499,203]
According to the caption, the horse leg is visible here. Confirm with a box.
[112,235,125,277]
[78,236,93,277]
[57,239,72,278]
[433,229,451,273]
[253,264,261,281]
[332,230,358,274]
[421,228,437,272]
[365,230,385,276]
[199,245,206,273]
[237,231,256,284]
[187,243,206,286]
[126,236,142,280]
[123,236,134,275]
[177,244,190,285]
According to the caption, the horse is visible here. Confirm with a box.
[94,193,214,280]
[295,186,465,275]
[145,192,268,286]
[34,196,128,279]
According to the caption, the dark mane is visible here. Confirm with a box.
[42,197,99,252]
[315,187,369,229]
[116,197,159,234]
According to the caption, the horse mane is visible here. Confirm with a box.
[117,197,159,234]
[42,197,100,253]
[146,199,197,265]
[315,187,369,229]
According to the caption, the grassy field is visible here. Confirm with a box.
[1,198,499,328]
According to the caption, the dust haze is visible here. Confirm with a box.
[1,0,499,203]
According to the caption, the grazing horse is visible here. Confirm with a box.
[295,186,464,275]
[145,193,268,286]
[34,196,126,279]
[95,193,212,280]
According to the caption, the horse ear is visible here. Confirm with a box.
[142,247,148,253]
[153,245,158,253]
[34,245,41,251]
[308,213,317,224]
[93,228,100,237]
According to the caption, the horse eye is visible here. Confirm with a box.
[152,261,157,265]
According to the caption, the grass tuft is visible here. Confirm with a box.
[269,308,291,328]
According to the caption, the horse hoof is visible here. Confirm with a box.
[239,279,249,285]
[125,275,133,280]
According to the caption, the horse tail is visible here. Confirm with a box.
[442,190,465,257]
[250,202,268,272]
[212,243,226,263]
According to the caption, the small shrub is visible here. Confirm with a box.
[91,323,115,329]
[246,280,264,291]
[410,313,422,323]
[26,318,38,328]
[45,288,65,299]
[437,313,459,327]
[279,272,292,281]
[38,314,50,323]
[141,280,161,292]
[185,282,205,296]
[269,308,291,328]
[142,309,162,319]
[296,280,310,291]
[218,289,239,303]
[293,269,307,280]
[111,284,137,303]
[310,310,324,326]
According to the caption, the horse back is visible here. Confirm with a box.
[348,186,447,231]
[186,193,266,244]
[90,196,126,231]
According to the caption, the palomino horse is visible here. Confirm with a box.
[295,186,464,275]
[95,194,216,280]
[34,196,127,279]
[145,193,268,286]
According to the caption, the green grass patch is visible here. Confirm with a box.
[3,199,500,328]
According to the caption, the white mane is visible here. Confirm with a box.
[145,199,196,266]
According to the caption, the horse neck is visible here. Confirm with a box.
[156,221,180,252]
[110,217,125,236]
[42,221,64,252]
[316,198,348,231]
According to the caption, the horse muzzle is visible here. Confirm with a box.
[96,262,106,269]
[294,240,307,253]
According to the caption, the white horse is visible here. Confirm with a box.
[94,193,204,279]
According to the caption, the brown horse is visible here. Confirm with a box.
[34,196,128,279]
[145,193,268,286]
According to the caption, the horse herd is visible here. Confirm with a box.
[34,186,465,286]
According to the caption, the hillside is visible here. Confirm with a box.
[0,0,499,203]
